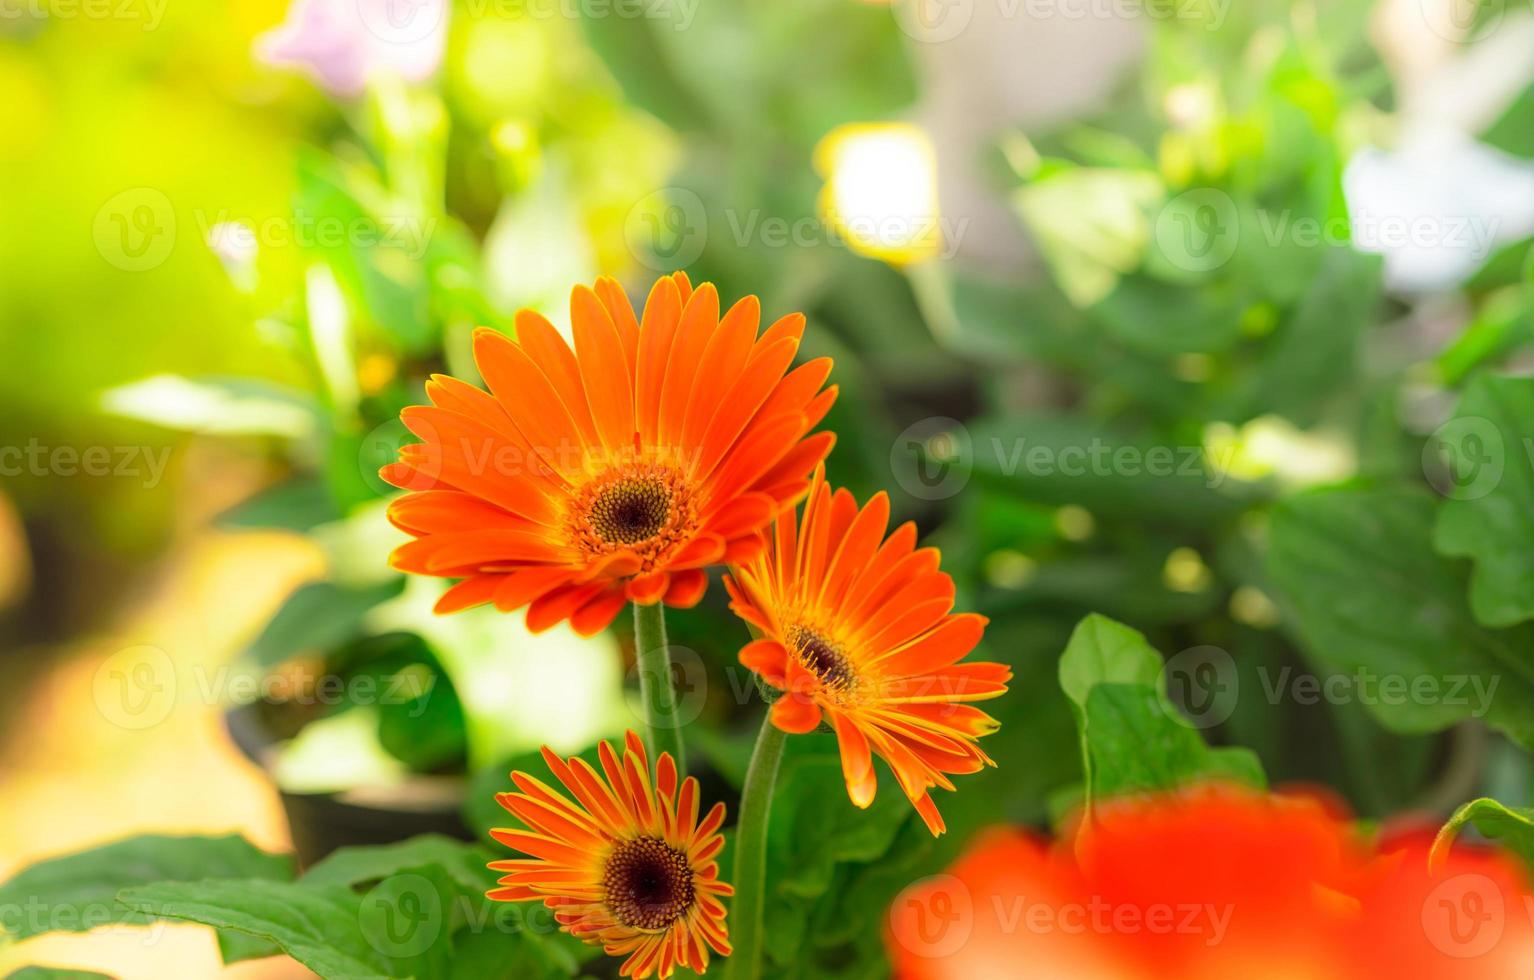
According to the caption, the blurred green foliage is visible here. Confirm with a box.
[5,0,1534,976]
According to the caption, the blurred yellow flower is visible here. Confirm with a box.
[1203,416,1356,488]
[815,123,942,266]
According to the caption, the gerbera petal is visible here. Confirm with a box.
[833,714,878,809]
[681,294,760,451]
[636,275,684,444]
[739,638,789,687]
[434,574,503,613]
[492,566,576,613]
[513,310,602,447]
[663,569,708,608]
[570,587,628,637]
[526,582,607,633]
[869,612,988,676]
[769,693,822,734]
[657,284,720,447]
[625,571,671,604]
[474,326,585,474]
[572,284,637,456]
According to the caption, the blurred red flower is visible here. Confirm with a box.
[887,785,1534,979]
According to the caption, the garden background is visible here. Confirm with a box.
[3,0,1534,976]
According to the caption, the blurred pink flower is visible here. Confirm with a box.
[256,0,448,99]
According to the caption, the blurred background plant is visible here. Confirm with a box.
[3,0,1534,976]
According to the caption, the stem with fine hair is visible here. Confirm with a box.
[633,600,687,775]
[724,713,787,980]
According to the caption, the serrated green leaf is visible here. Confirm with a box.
[1057,614,1265,811]
[217,927,284,965]
[0,834,292,944]
[1084,684,1264,799]
[119,879,405,979]
[1058,614,1164,709]
[1433,374,1534,627]
[1431,797,1534,877]
[302,835,491,895]
[1270,487,1534,748]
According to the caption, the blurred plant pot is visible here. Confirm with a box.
[224,702,474,867]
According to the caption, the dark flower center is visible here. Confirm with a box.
[787,625,856,690]
[589,476,672,545]
[603,836,695,931]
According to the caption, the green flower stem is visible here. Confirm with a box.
[724,714,787,980]
[633,601,687,775]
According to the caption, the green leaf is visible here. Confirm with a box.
[119,879,405,979]
[1014,168,1161,307]
[5,969,115,980]
[1057,615,1264,809]
[1436,287,1534,385]
[216,478,342,533]
[302,835,490,895]
[302,838,588,979]
[1083,684,1265,799]
[763,735,912,970]
[244,579,404,668]
[965,413,1251,527]
[217,928,284,965]
[1233,246,1381,425]
[1058,613,1163,709]
[1269,487,1534,747]
[0,834,292,943]
[1483,83,1534,158]
[579,13,715,134]
[98,375,317,438]
[294,150,435,356]
[1432,797,1534,877]
[1092,275,1250,356]
[1433,374,1534,627]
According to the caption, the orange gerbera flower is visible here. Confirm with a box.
[723,471,1010,835]
[382,272,838,635]
[488,731,733,979]
[888,785,1534,980]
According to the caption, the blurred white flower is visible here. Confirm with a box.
[256,0,448,99]
[1344,132,1534,292]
